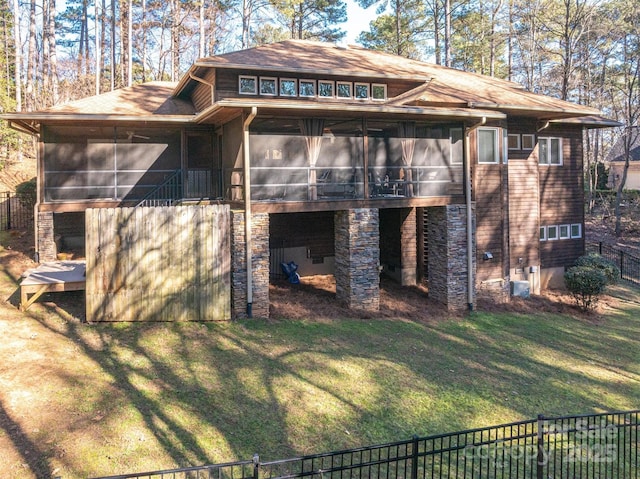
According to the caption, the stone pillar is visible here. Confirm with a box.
[36,211,57,262]
[231,210,270,319]
[426,205,475,311]
[334,208,380,311]
[400,208,417,286]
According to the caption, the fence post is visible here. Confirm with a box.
[620,251,624,280]
[536,415,545,479]
[253,453,260,479]
[6,193,11,230]
[411,435,419,479]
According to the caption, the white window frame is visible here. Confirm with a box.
[571,223,582,239]
[540,226,547,241]
[318,80,335,98]
[354,82,369,100]
[336,81,353,98]
[477,127,500,164]
[539,137,563,166]
[279,78,298,97]
[522,134,535,150]
[508,134,521,150]
[239,75,257,95]
[371,83,387,100]
[559,224,570,240]
[547,225,559,241]
[299,79,316,98]
[259,77,277,96]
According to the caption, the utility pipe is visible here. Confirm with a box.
[465,117,487,311]
[243,107,258,318]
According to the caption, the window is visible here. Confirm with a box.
[522,134,535,150]
[337,81,352,98]
[259,77,277,96]
[571,223,582,238]
[478,128,499,164]
[547,225,559,240]
[508,134,520,150]
[540,226,547,241]
[318,80,334,97]
[299,79,316,97]
[450,128,463,165]
[279,78,297,97]
[372,84,387,100]
[239,75,257,95]
[559,224,570,239]
[354,83,369,99]
[539,137,563,165]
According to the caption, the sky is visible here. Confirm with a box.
[343,0,380,45]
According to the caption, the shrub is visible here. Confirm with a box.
[15,177,36,212]
[564,266,608,312]
[574,253,620,285]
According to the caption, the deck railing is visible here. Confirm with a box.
[89,410,639,479]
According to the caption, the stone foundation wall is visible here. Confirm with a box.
[334,209,380,311]
[400,208,417,286]
[36,211,56,262]
[427,205,475,311]
[231,211,270,319]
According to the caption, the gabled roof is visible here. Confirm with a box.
[606,126,640,162]
[178,40,604,121]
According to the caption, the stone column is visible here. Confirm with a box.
[231,210,270,319]
[426,205,475,311]
[334,208,380,311]
[400,208,417,286]
[36,211,56,262]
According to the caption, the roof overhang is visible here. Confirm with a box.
[467,102,602,121]
[0,113,195,135]
[193,98,506,125]
[549,115,623,129]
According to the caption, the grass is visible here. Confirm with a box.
[0,278,638,479]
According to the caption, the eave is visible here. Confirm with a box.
[193,98,506,125]
[0,113,195,135]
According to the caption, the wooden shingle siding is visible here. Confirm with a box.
[508,153,540,268]
[474,162,507,281]
[192,69,217,112]
[538,125,585,268]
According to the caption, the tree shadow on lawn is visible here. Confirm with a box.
[5,274,639,478]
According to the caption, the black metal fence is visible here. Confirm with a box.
[587,242,640,285]
[0,191,33,231]
[91,410,639,479]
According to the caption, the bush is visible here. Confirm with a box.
[574,253,620,286]
[15,177,36,211]
[565,266,608,311]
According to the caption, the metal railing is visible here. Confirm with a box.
[136,170,183,208]
[91,410,639,479]
[0,191,34,231]
[587,242,640,285]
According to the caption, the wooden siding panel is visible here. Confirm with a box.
[192,69,216,112]
[539,126,585,268]
[86,205,231,322]
[508,155,539,268]
[474,161,507,282]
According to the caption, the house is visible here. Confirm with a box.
[607,126,640,190]
[1,40,619,319]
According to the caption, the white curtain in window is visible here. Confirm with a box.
[300,119,325,200]
[398,121,416,197]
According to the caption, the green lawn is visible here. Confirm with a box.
[0,277,638,478]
